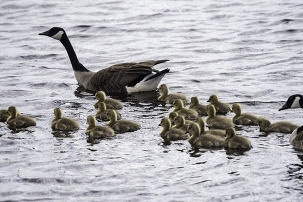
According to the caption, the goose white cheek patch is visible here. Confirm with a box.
[51,31,64,40]
[291,97,301,108]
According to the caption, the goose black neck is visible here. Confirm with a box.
[60,34,89,72]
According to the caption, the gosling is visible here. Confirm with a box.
[196,117,225,138]
[258,117,299,134]
[86,115,115,139]
[159,118,189,142]
[0,109,9,122]
[187,122,224,148]
[51,108,79,131]
[173,99,198,120]
[189,97,207,116]
[106,109,141,133]
[207,94,231,115]
[158,84,190,104]
[172,115,189,132]
[290,126,303,150]
[231,103,259,126]
[224,128,252,150]
[6,106,36,128]
[206,104,234,130]
[94,91,123,109]
[96,102,121,121]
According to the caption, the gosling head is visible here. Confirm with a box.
[54,108,63,119]
[168,112,178,122]
[8,106,18,117]
[173,99,184,110]
[106,109,117,121]
[225,128,236,138]
[174,115,185,127]
[95,91,106,102]
[258,117,271,130]
[186,122,200,136]
[232,103,242,115]
[158,84,169,95]
[191,97,200,105]
[207,94,219,104]
[39,27,66,41]
[87,115,96,127]
[159,118,171,128]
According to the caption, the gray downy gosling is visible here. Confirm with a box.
[232,103,259,126]
[206,104,234,130]
[189,97,208,116]
[279,94,303,111]
[207,94,231,115]
[224,128,252,150]
[106,109,141,133]
[159,118,189,142]
[158,84,190,104]
[173,99,198,121]
[187,122,224,148]
[258,117,299,134]
[0,109,9,122]
[96,102,121,121]
[196,117,225,138]
[290,126,303,150]
[51,108,79,131]
[94,91,123,109]
[172,115,190,132]
[6,106,36,128]
[86,115,115,139]
[39,27,169,93]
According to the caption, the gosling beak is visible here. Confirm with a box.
[207,99,210,102]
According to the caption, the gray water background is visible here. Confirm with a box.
[1,0,303,201]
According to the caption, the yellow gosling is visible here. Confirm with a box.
[224,128,252,150]
[106,109,141,133]
[258,117,299,134]
[6,106,36,128]
[159,118,189,142]
[173,99,198,121]
[51,108,79,131]
[206,104,233,130]
[94,91,123,109]
[86,115,115,139]
[207,94,231,115]
[96,102,121,121]
[189,97,207,116]
[232,103,259,126]
[158,84,190,104]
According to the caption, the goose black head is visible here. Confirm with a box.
[279,94,303,111]
[39,27,66,40]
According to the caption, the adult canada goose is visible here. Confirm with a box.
[39,27,170,93]
[231,103,259,126]
[106,109,141,133]
[0,109,9,122]
[96,102,121,121]
[189,97,207,116]
[207,94,231,115]
[94,91,123,109]
[173,99,198,120]
[51,108,79,131]
[159,118,189,142]
[206,104,234,130]
[290,126,303,150]
[224,128,252,150]
[86,115,115,139]
[196,117,225,138]
[258,117,299,134]
[279,94,303,111]
[158,84,190,104]
[186,122,224,148]
[172,115,189,132]
[6,106,36,128]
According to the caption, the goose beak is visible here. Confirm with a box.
[279,104,289,111]
[39,30,50,36]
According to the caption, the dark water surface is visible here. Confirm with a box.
[1,0,303,201]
